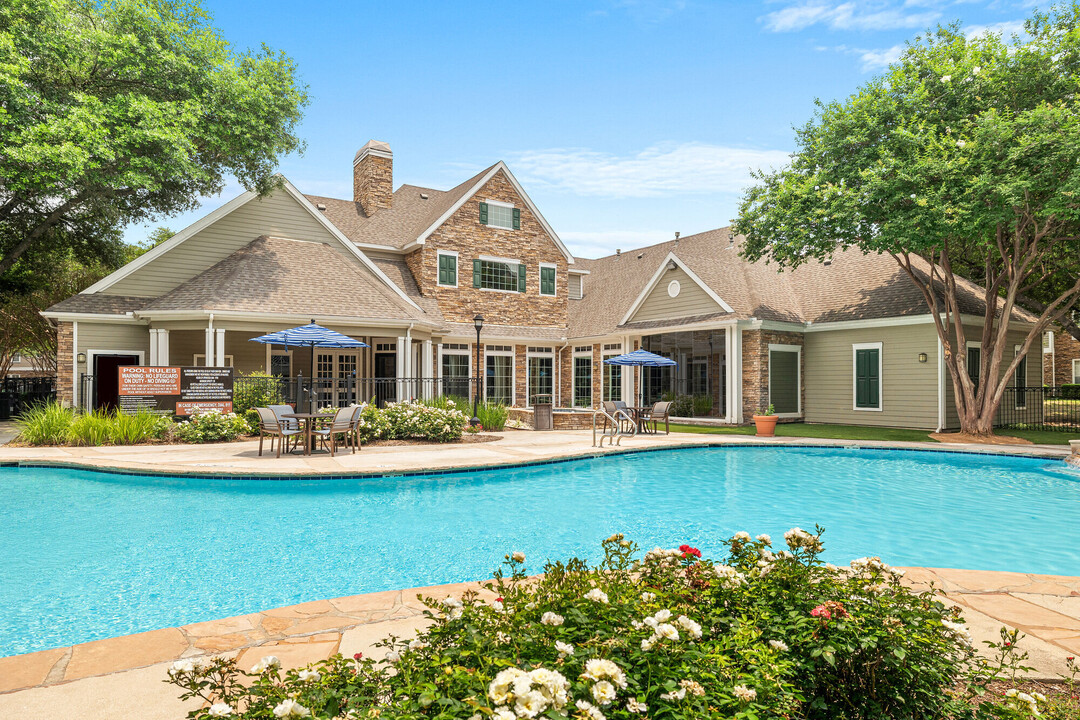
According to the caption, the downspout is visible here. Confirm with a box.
[936,335,946,433]
[406,323,414,400]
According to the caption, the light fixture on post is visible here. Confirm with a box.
[471,314,484,427]
[918,352,928,363]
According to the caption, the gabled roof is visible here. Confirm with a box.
[139,236,431,323]
[569,228,1039,338]
[307,162,576,262]
[619,251,734,325]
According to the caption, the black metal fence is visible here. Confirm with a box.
[998,386,1080,431]
[0,375,57,419]
[234,376,484,414]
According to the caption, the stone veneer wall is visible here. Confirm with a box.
[406,170,568,328]
[353,154,393,217]
[507,407,595,430]
[741,329,805,422]
[56,322,73,405]
[1045,329,1080,386]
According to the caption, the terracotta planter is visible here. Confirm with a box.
[1070,439,1080,456]
[753,415,779,437]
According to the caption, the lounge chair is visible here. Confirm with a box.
[312,407,356,457]
[643,401,672,435]
[256,407,303,458]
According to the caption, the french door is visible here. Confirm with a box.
[315,351,359,407]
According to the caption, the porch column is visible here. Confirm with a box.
[726,327,743,423]
[215,329,226,367]
[149,329,159,366]
[204,326,215,366]
[149,329,170,366]
[395,336,406,401]
[623,334,635,405]
[422,339,433,398]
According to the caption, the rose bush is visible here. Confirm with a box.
[167,529,1072,719]
[353,401,468,443]
[174,410,249,443]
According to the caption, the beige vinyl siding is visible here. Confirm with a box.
[942,325,1041,429]
[630,267,722,323]
[568,273,583,299]
[75,322,151,377]
[803,323,939,429]
[103,190,341,297]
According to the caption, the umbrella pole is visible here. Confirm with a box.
[310,344,316,414]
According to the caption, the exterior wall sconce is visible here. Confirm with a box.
[77,352,87,364]
[918,352,928,363]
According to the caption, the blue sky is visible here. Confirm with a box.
[128,0,1031,258]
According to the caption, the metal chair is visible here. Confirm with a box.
[270,405,299,431]
[349,404,365,450]
[256,407,302,458]
[643,401,672,435]
[312,407,356,457]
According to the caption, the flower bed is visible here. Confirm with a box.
[355,401,469,443]
[167,528,1079,719]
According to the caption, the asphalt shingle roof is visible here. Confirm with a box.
[46,294,149,315]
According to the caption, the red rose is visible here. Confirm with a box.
[353,652,363,660]
[678,544,701,558]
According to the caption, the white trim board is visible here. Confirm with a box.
[408,162,576,263]
[619,252,734,326]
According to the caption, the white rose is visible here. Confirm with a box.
[941,74,952,82]
[769,639,789,652]
[540,611,564,626]
[250,655,280,673]
[585,588,609,604]
[297,669,320,682]
[272,699,311,718]
[640,591,656,602]
[208,703,233,717]
[511,551,526,562]
[627,698,648,713]
[555,640,575,657]
[385,650,401,663]
[732,684,757,702]
[592,680,617,705]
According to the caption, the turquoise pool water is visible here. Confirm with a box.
[1,446,1078,657]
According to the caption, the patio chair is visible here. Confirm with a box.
[643,401,672,435]
[601,400,629,433]
[255,407,302,458]
[349,404,365,450]
[312,407,356,457]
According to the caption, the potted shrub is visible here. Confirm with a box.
[753,403,778,437]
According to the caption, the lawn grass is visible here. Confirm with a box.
[667,422,1076,445]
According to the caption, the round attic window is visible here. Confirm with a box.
[667,279,681,298]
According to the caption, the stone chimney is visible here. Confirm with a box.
[353,140,393,217]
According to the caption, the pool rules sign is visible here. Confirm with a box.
[117,366,234,416]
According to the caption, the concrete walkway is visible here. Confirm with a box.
[0,570,1077,720]
[0,428,1068,476]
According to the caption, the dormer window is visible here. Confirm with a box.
[479,200,519,230]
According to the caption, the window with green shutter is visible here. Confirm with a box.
[517,263,527,293]
[854,346,881,409]
[437,252,457,287]
[478,202,488,225]
[540,265,556,296]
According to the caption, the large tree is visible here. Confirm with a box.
[734,6,1080,436]
[0,0,308,277]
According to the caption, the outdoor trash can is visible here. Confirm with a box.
[532,394,553,430]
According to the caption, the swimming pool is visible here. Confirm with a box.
[1,446,1077,657]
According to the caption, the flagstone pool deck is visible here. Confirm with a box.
[0,431,1077,719]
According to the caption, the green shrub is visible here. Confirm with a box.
[669,394,694,417]
[420,394,471,412]
[692,393,713,416]
[355,403,392,443]
[175,410,247,443]
[108,410,171,445]
[383,401,468,442]
[476,401,509,431]
[15,401,76,445]
[233,372,285,414]
[66,409,111,446]
[1059,383,1080,399]
[169,528,1028,720]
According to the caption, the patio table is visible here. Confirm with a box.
[629,406,655,434]
[282,412,335,456]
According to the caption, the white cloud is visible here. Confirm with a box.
[762,1,941,32]
[963,19,1025,39]
[510,142,791,199]
[857,43,906,70]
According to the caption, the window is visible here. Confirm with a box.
[1014,345,1028,409]
[527,355,554,405]
[966,344,981,389]
[603,355,622,402]
[485,347,513,404]
[768,345,801,415]
[1074,358,1080,384]
[568,274,584,300]
[1044,331,1055,354]
[539,264,556,296]
[437,251,458,287]
[473,258,524,292]
[480,200,519,230]
[270,351,291,377]
[853,343,881,411]
[573,354,592,408]
[441,344,470,398]
[689,356,708,396]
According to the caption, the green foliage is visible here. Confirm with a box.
[691,394,713,417]
[14,401,75,444]
[123,226,174,263]
[474,401,509,431]
[168,529,1042,720]
[355,403,392,443]
[352,401,469,443]
[0,0,309,276]
[733,8,1080,433]
[174,410,247,443]
[106,409,171,445]
[419,394,471,412]
[1059,384,1080,400]
[233,372,285,414]
[756,403,776,417]
[65,409,110,446]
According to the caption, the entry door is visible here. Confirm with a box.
[93,354,140,410]
[316,352,358,407]
[374,352,396,405]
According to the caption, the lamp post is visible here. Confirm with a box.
[471,314,484,427]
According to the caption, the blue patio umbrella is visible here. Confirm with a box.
[250,321,368,411]
[603,349,677,407]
